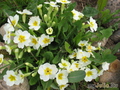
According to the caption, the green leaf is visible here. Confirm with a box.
[100,28,113,38]
[52,52,62,64]
[83,6,98,17]
[37,86,43,90]
[68,70,85,83]
[97,0,108,11]
[65,41,73,54]
[41,80,53,90]
[50,83,59,89]
[43,51,54,61]
[29,74,39,85]
[112,42,120,54]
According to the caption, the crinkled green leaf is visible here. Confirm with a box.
[83,6,98,17]
[68,70,85,83]
[100,28,113,38]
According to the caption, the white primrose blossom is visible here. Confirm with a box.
[88,17,98,32]
[69,49,77,59]
[56,70,68,85]
[28,16,41,30]
[39,34,54,47]
[58,59,70,69]
[59,84,69,90]
[84,68,98,82]
[29,35,40,50]
[76,49,90,59]
[8,14,19,27]
[56,0,71,4]
[3,70,19,86]
[78,40,88,47]
[67,61,80,73]
[102,62,110,71]
[0,54,4,65]
[71,9,84,20]
[86,44,96,53]
[13,29,31,48]
[16,9,32,15]
[38,63,58,81]
[46,27,53,35]
[44,1,59,7]
[79,56,91,67]
[17,70,24,84]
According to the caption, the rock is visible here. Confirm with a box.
[99,59,120,87]
[0,42,30,90]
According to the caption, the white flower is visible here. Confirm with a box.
[13,29,31,48]
[38,63,58,81]
[56,0,71,4]
[17,70,24,84]
[59,84,69,90]
[71,9,84,20]
[86,44,96,53]
[28,16,41,30]
[97,70,104,76]
[76,49,90,59]
[56,70,68,85]
[3,30,11,44]
[39,34,54,47]
[3,70,19,86]
[46,27,53,35]
[67,61,80,73]
[16,9,32,15]
[45,1,59,7]
[87,17,98,32]
[84,68,98,82]
[8,14,19,27]
[29,35,40,49]
[79,56,91,66]
[69,49,77,59]
[3,23,14,32]
[78,40,88,47]
[58,59,70,69]
[102,62,110,71]
[5,45,12,55]
[37,4,42,9]
[0,54,4,65]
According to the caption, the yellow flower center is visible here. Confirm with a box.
[32,38,38,45]
[44,67,52,75]
[43,38,50,44]
[58,73,63,80]
[90,22,94,27]
[0,58,3,63]
[8,75,16,81]
[87,45,92,50]
[73,53,77,57]
[86,71,93,77]
[80,43,85,46]
[62,63,67,67]
[61,0,67,3]
[11,20,16,26]
[60,85,65,89]
[82,56,88,63]
[33,21,38,26]
[75,63,79,68]
[18,35,26,43]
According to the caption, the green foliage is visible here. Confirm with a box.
[83,6,99,17]
[68,70,85,83]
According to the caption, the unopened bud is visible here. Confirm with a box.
[32,72,37,77]
[23,72,31,77]
[25,62,34,68]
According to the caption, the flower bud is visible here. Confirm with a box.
[32,72,37,77]
[25,62,34,68]
[44,14,48,22]
[23,72,31,77]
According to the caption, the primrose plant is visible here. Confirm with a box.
[0,0,116,90]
